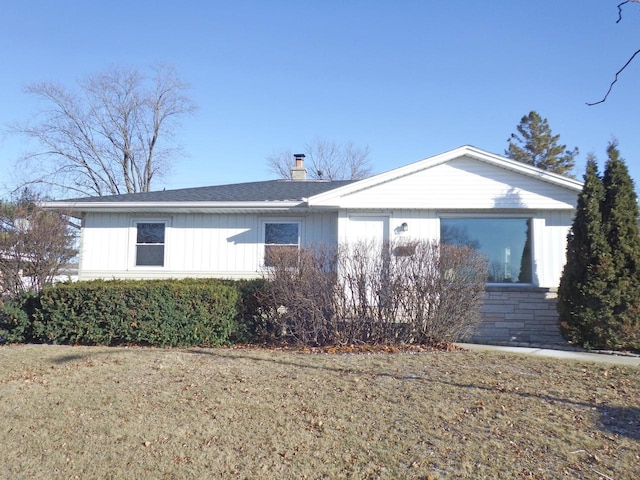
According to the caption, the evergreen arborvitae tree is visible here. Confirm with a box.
[558,143,640,351]
[557,155,611,346]
[600,142,640,350]
[506,111,578,176]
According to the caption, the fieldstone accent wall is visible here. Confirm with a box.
[470,286,566,346]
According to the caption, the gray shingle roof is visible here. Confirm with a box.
[62,179,355,203]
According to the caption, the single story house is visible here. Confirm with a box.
[44,145,583,345]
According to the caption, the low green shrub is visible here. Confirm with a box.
[223,278,277,343]
[31,279,239,347]
[0,292,39,344]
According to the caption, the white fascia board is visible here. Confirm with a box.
[461,146,584,190]
[40,200,307,214]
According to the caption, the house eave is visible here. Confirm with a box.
[41,200,310,217]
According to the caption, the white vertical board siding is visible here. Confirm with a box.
[339,210,439,245]
[343,215,390,244]
[318,157,578,210]
[80,213,131,275]
[533,211,573,288]
[171,213,260,273]
[79,206,572,287]
[301,213,339,248]
[79,211,339,280]
[388,210,440,242]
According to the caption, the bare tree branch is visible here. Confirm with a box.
[267,139,373,181]
[587,48,640,106]
[588,0,640,105]
[616,0,638,23]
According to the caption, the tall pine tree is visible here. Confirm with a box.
[506,111,578,176]
[557,155,611,346]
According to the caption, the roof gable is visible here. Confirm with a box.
[308,145,583,209]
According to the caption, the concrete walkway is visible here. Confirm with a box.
[455,343,640,367]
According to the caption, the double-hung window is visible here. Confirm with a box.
[264,222,300,267]
[135,222,166,267]
[440,217,532,283]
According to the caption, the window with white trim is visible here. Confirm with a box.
[135,222,166,267]
[440,217,532,283]
[264,222,300,267]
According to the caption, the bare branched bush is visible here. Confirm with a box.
[260,244,340,345]
[260,239,488,346]
[0,195,77,299]
[336,240,488,344]
[333,239,393,343]
[419,243,489,341]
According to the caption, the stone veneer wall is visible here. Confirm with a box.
[470,286,566,346]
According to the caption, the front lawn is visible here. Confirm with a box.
[1,345,638,479]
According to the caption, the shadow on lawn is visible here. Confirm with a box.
[596,406,640,440]
[51,354,87,363]
[48,346,158,365]
[186,347,640,441]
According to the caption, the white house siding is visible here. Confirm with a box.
[170,213,259,275]
[315,157,577,211]
[339,214,389,244]
[80,212,131,275]
[79,212,339,281]
[338,210,439,244]
[301,212,340,249]
[532,210,574,288]
[335,208,572,289]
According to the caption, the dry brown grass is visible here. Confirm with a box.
[1,344,639,479]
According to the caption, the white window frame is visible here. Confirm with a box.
[130,219,170,268]
[261,219,302,267]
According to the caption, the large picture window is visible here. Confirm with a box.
[264,222,299,266]
[440,218,532,283]
[135,222,165,267]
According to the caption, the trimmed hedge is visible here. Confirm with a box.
[26,279,240,347]
[0,292,39,344]
[222,278,276,343]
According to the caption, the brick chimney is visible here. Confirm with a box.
[291,153,307,180]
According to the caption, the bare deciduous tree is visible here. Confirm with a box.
[267,139,374,180]
[0,192,77,298]
[11,64,196,196]
[587,0,640,105]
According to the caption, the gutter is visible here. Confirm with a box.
[40,200,310,217]
[41,200,305,209]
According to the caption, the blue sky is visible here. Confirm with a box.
[1,0,639,198]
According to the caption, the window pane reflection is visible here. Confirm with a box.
[265,223,298,245]
[441,218,532,283]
